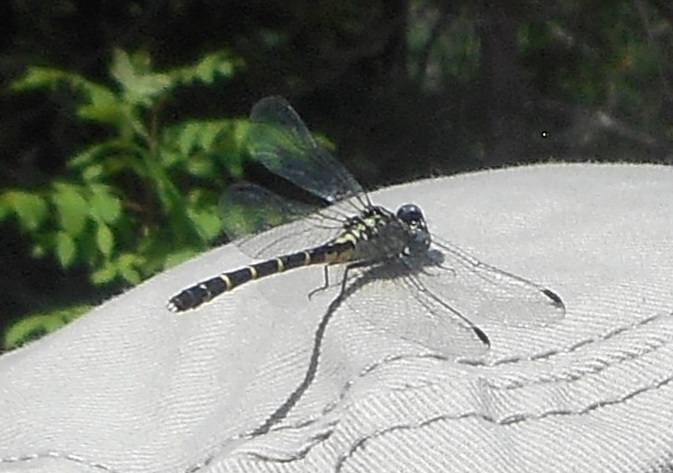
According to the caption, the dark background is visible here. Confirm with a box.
[2,0,673,347]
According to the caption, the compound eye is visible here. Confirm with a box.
[396,204,424,224]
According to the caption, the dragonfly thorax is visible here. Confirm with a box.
[341,204,431,263]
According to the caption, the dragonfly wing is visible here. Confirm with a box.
[246,96,365,205]
[220,182,361,260]
[219,182,318,240]
[421,237,566,327]
[343,258,490,358]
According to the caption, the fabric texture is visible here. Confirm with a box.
[1,163,672,473]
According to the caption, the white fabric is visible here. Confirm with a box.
[1,163,672,473]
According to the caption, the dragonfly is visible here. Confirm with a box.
[167,96,565,357]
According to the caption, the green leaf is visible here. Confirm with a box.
[3,304,89,350]
[52,183,90,236]
[89,185,122,224]
[31,243,46,258]
[12,66,123,126]
[77,84,124,125]
[194,54,221,82]
[96,223,114,257]
[55,231,77,267]
[117,253,142,284]
[91,261,117,285]
[170,51,243,85]
[175,120,229,155]
[176,121,203,156]
[110,49,139,85]
[4,191,48,231]
[10,66,70,91]
[169,119,247,178]
[81,163,105,181]
[128,73,172,106]
[111,49,172,106]
[193,53,239,83]
[69,142,109,167]
[159,148,183,167]
[190,209,222,241]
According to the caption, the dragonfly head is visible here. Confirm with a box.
[396,204,431,256]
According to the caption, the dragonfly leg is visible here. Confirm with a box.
[308,266,332,300]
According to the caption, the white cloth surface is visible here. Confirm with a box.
[1,163,673,473]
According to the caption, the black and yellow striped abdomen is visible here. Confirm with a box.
[167,238,357,312]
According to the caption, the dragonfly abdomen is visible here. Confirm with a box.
[167,239,356,312]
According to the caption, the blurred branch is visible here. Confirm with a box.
[415,10,452,85]
[534,97,673,159]
[636,0,673,103]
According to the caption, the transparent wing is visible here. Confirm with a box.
[219,182,319,240]
[246,96,366,206]
[417,236,566,327]
[342,237,564,357]
[343,256,490,358]
[220,182,362,259]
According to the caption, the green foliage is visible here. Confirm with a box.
[3,305,90,351]
[5,49,245,292]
